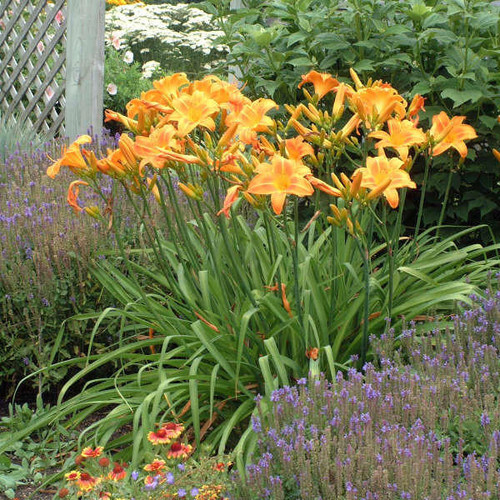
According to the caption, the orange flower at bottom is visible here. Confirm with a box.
[147,422,184,445]
[247,155,314,215]
[80,446,104,458]
[76,472,99,492]
[108,462,127,481]
[167,441,192,460]
[354,155,416,208]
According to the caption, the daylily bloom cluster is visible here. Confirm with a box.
[47,70,477,228]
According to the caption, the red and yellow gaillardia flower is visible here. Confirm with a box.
[64,470,80,481]
[76,472,99,492]
[167,441,193,460]
[80,446,104,459]
[108,462,127,481]
[147,422,184,445]
[144,459,167,473]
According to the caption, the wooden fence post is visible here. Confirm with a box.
[229,0,244,83]
[65,0,105,140]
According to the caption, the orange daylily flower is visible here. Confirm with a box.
[354,155,416,208]
[429,111,477,158]
[284,136,314,162]
[227,88,252,115]
[46,135,92,178]
[247,155,314,215]
[493,149,500,163]
[298,70,339,100]
[369,119,426,161]
[184,75,242,108]
[225,98,278,145]
[67,180,89,213]
[134,125,182,169]
[217,185,243,218]
[407,94,425,123]
[168,91,220,136]
[349,86,407,129]
[152,72,190,101]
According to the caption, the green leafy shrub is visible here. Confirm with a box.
[205,0,500,238]
[104,46,153,116]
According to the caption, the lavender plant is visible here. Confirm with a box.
[0,130,165,397]
[234,284,500,499]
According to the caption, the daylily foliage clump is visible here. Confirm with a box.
[45,70,493,463]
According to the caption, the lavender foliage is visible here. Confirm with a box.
[234,288,500,499]
[0,129,165,395]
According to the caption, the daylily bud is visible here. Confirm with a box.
[349,68,364,90]
[178,182,201,200]
[290,119,312,137]
[327,216,341,227]
[350,171,362,198]
[331,173,344,191]
[340,172,351,188]
[243,191,261,208]
[203,130,213,149]
[330,203,342,220]
[346,218,355,235]
[366,178,392,201]
[217,124,238,149]
[84,206,101,219]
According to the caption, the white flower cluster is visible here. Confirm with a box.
[105,3,227,75]
[141,60,161,79]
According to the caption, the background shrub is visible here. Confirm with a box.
[105,3,228,83]
[205,0,500,240]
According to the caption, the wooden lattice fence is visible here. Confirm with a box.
[0,0,67,137]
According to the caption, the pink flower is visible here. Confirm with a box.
[55,10,64,25]
[45,86,54,100]
[107,83,117,96]
[111,34,121,50]
[37,41,45,53]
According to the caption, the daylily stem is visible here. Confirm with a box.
[414,153,432,243]
[437,167,454,239]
